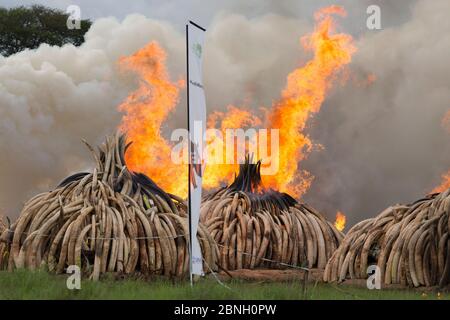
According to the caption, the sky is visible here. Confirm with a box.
[1,0,415,31]
[0,0,449,227]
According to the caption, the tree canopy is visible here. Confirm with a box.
[0,5,91,56]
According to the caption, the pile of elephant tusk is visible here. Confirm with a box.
[200,158,343,271]
[0,216,4,238]
[324,189,450,288]
[0,133,218,280]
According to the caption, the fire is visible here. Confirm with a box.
[118,6,356,199]
[118,42,188,197]
[431,110,450,193]
[209,6,356,197]
[443,110,450,133]
[432,171,450,193]
[203,105,262,188]
[334,211,346,232]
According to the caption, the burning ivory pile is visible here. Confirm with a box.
[0,133,218,279]
[324,189,450,288]
[200,158,343,271]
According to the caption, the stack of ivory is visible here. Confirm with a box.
[0,216,4,238]
[200,158,343,271]
[0,133,218,280]
[323,189,450,287]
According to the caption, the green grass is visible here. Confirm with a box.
[0,270,448,300]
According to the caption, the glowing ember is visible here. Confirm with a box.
[264,5,356,196]
[334,211,346,232]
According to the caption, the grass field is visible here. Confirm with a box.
[0,270,448,300]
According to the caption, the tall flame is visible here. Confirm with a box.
[118,6,356,199]
[432,172,450,193]
[118,42,188,197]
[334,211,346,232]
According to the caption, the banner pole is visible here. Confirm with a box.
[186,23,193,287]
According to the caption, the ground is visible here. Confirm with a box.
[0,270,448,300]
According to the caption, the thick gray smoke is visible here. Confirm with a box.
[1,0,449,227]
[304,0,450,225]
[0,15,185,216]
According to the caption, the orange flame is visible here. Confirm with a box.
[443,110,450,133]
[263,6,356,196]
[431,110,450,194]
[118,6,356,199]
[334,211,346,232]
[118,42,188,197]
[432,171,450,193]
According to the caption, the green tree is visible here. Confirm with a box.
[0,5,91,56]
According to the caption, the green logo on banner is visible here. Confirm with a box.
[192,43,202,58]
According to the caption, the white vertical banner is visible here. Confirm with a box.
[187,21,206,280]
